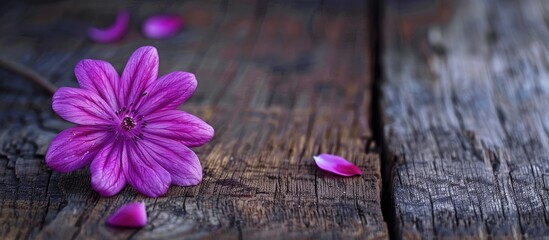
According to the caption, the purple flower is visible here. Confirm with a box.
[45,46,214,197]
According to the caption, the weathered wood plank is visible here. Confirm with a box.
[0,0,386,239]
[384,0,549,238]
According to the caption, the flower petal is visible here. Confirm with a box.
[136,71,197,115]
[91,141,127,197]
[124,141,171,197]
[75,59,120,110]
[107,202,147,228]
[144,110,214,147]
[140,136,203,186]
[88,10,130,43]
[45,126,108,173]
[142,15,184,39]
[52,87,116,125]
[313,154,362,177]
[120,46,159,108]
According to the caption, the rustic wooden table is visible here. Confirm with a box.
[1,0,549,239]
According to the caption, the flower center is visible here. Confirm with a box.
[121,116,137,131]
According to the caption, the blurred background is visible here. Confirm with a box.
[0,0,369,103]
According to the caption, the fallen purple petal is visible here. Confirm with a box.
[313,154,362,177]
[142,14,184,39]
[88,10,130,43]
[107,202,147,228]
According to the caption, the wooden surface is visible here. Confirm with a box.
[383,0,549,238]
[0,0,387,239]
[7,0,549,239]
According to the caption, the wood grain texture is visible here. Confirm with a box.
[0,0,386,239]
[384,0,549,238]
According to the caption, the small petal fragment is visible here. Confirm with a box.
[107,202,147,228]
[142,15,184,39]
[88,10,130,43]
[313,154,362,176]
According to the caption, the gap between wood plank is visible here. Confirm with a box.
[368,0,396,239]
